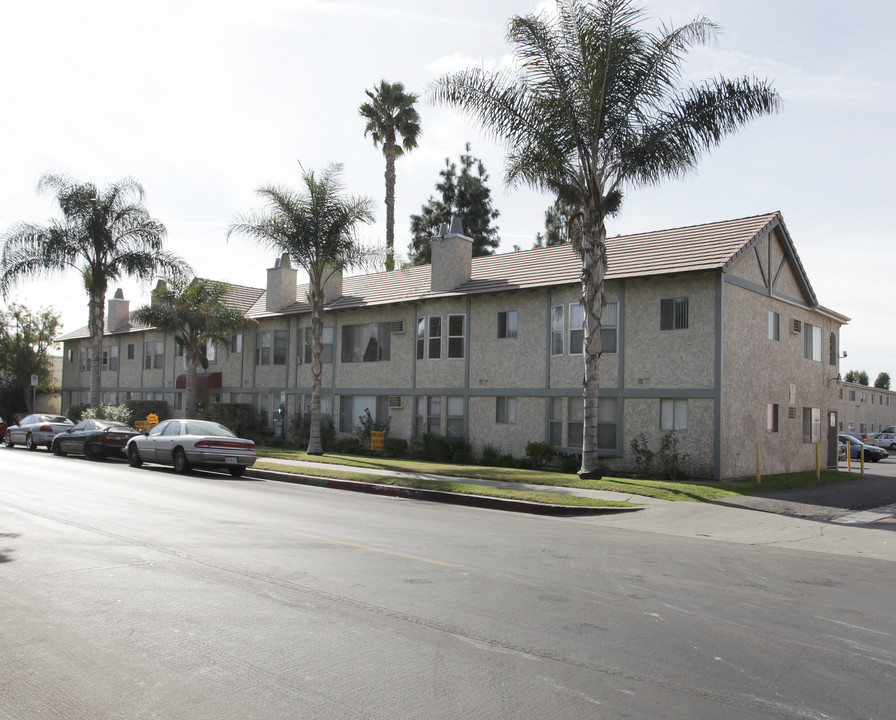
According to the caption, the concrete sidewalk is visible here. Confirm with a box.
[247,457,896,561]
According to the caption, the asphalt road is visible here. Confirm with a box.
[2,448,895,720]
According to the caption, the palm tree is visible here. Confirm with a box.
[228,163,375,455]
[359,80,421,272]
[131,278,250,419]
[0,173,190,407]
[430,0,781,478]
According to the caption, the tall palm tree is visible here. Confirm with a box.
[0,173,190,407]
[131,278,251,419]
[228,163,375,455]
[359,80,421,272]
[430,0,781,478]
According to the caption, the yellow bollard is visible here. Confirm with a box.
[846,441,852,472]
[816,444,821,480]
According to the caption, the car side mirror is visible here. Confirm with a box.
[141,429,149,436]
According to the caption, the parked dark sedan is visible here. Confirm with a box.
[0,415,7,441]
[52,419,141,460]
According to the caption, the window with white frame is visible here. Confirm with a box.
[568,303,583,355]
[447,315,465,358]
[414,396,441,436]
[768,311,780,341]
[596,398,616,450]
[767,403,779,432]
[273,330,287,365]
[496,396,517,424]
[549,397,563,445]
[341,323,390,362]
[804,323,822,361]
[231,333,242,353]
[446,396,464,437]
[205,340,217,364]
[601,301,618,354]
[339,395,388,434]
[498,310,518,339]
[660,297,689,330]
[802,407,821,443]
[174,393,183,410]
[428,317,442,359]
[570,397,586,447]
[661,398,688,431]
[127,343,135,360]
[550,305,564,355]
[144,341,163,369]
[256,331,271,365]
[102,343,118,371]
[302,326,333,364]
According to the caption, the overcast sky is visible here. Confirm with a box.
[1,0,893,379]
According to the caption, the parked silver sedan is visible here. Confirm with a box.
[125,419,256,477]
[4,414,74,450]
[871,432,896,451]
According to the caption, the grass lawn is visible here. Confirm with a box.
[256,448,853,503]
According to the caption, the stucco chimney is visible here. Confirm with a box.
[430,216,473,291]
[107,288,130,331]
[266,253,298,312]
[321,265,343,304]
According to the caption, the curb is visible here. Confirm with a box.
[245,467,644,516]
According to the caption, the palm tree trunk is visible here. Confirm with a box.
[185,357,198,419]
[307,292,325,455]
[88,291,104,407]
[384,143,396,272]
[578,206,607,479]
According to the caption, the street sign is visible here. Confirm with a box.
[30,375,38,386]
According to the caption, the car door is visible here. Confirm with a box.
[12,415,35,444]
[153,420,184,465]
[62,420,90,453]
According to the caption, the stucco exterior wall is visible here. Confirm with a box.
[838,383,896,434]
[721,281,841,478]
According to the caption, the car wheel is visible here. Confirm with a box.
[25,433,37,451]
[52,441,66,456]
[228,466,245,478]
[172,448,192,475]
[84,443,97,461]
[127,444,143,468]
[4,433,14,448]
[890,443,896,451]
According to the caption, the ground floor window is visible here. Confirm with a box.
[340,395,389,434]
[446,396,464,438]
[802,407,821,443]
[496,396,517,425]
[414,396,442,437]
[767,404,779,433]
[596,397,616,450]
[661,398,688,431]
[174,393,183,410]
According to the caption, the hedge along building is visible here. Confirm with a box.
[57,211,848,479]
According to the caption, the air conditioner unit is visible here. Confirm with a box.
[391,320,405,334]
[790,319,802,334]
[388,395,403,409]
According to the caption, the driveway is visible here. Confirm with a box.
[714,458,896,522]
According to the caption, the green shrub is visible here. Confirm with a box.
[658,432,689,481]
[125,400,171,424]
[289,412,336,452]
[80,404,134,425]
[353,407,390,447]
[383,437,408,458]
[560,456,580,474]
[479,442,502,467]
[525,441,556,470]
[334,436,362,454]
[65,404,87,422]
[201,403,262,439]
[499,454,520,469]
[421,432,453,462]
[629,433,655,478]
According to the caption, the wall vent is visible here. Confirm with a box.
[388,395,403,409]
[790,319,802,334]
[391,320,405,334]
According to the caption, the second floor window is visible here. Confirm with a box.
[144,341,163,370]
[768,311,780,341]
[498,310,518,339]
[417,317,442,360]
[661,297,689,331]
[804,323,821,362]
[447,314,465,359]
[550,305,564,355]
[601,301,618,354]
[302,326,333,364]
[342,322,390,363]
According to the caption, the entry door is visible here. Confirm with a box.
[827,411,839,468]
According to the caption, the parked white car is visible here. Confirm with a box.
[125,419,256,477]
[4,414,74,451]
[871,432,896,451]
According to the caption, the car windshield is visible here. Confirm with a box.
[184,421,236,437]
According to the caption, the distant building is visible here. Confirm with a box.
[837,381,896,435]
[58,212,848,479]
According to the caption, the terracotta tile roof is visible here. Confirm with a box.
[59,211,823,337]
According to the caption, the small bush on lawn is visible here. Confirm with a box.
[525,441,556,470]
[289,412,336,452]
[201,403,262,440]
[421,432,452,462]
[479,442,502,467]
[334,436,362,454]
[383,437,408,457]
